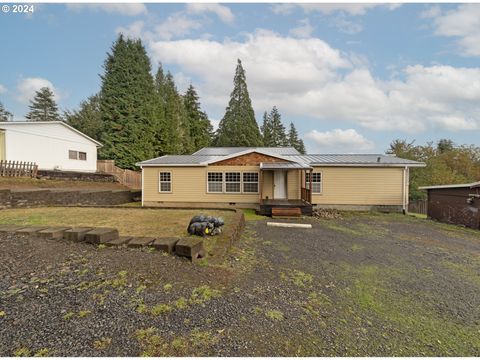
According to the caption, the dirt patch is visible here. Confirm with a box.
[1,213,479,356]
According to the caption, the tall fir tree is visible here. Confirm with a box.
[184,84,213,151]
[268,106,287,146]
[215,59,263,147]
[288,122,306,154]
[25,87,60,121]
[64,94,102,141]
[0,101,12,121]
[162,72,192,154]
[261,111,273,146]
[152,64,167,155]
[99,35,156,169]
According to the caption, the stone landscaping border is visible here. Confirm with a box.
[0,208,245,263]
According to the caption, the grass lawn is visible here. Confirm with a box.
[0,207,236,238]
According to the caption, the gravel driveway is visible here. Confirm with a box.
[1,212,479,356]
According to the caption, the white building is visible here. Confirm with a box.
[0,121,102,172]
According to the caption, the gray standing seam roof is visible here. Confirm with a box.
[192,147,300,156]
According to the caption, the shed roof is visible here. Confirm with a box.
[419,181,480,190]
[260,162,312,170]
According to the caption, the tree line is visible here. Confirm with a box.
[387,138,480,200]
[0,35,306,169]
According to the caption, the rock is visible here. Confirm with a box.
[37,227,72,240]
[0,225,27,233]
[84,228,119,244]
[152,237,180,254]
[63,227,94,242]
[15,226,49,235]
[127,236,156,248]
[175,237,205,261]
[104,236,133,247]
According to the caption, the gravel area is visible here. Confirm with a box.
[1,213,479,356]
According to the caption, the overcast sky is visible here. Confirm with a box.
[1,3,480,153]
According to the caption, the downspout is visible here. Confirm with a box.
[141,166,144,207]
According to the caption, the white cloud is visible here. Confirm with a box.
[154,13,203,40]
[186,3,234,24]
[16,77,59,104]
[0,84,6,94]
[329,15,363,34]
[272,3,399,16]
[116,20,145,39]
[148,30,480,134]
[427,4,480,56]
[305,129,375,152]
[289,18,314,39]
[66,3,146,16]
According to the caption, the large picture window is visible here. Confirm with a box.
[207,172,223,193]
[243,172,259,193]
[159,172,172,192]
[306,172,322,194]
[225,172,241,193]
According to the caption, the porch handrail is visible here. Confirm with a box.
[301,187,311,203]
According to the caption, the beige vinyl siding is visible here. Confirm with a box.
[312,167,404,205]
[262,171,274,199]
[143,165,260,203]
[287,170,301,200]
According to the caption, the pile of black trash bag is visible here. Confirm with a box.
[187,215,225,237]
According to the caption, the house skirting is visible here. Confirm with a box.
[143,201,260,210]
[313,204,403,213]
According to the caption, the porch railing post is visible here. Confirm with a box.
[309,169,313,203]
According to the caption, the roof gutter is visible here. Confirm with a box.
[309,163,426,168]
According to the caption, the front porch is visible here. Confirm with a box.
[258,162,314,216]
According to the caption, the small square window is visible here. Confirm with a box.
[78,152,87,161]
[69,150,78,160]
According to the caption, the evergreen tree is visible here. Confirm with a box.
[64,94,102,141]
[25,87,60,121]
[0,101,12,121]
[261,111,273,146]
[184,84,213,151]
[152,64,167,155]
[269,106,288,146]
[162,72,191,154]
[99,35,156,169]
[287,122,306,154]
[215,59,263,146]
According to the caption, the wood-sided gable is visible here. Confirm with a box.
[209,152,291,166]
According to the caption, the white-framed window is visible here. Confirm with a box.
[207,172,223,193]
[225,172,241,193]
[69,150,87,161]
[306,172,322,194]
[159,172,172,192]
[243,172,259,193]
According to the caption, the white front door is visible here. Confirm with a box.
[273,170,287,199]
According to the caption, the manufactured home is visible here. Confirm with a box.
[0,121,102,172]
[138,147,425,214]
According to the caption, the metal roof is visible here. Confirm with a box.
[192,147,300,156]
[260,162,312,170]
[419,181,480,190]
[138,148,425,167]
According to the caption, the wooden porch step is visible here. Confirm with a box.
[271,207,302,218]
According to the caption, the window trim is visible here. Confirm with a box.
[306,172,323,194]
[69,150,87,161]
[207,171,224,193]
[158,171,172,193]
[206,170,260,194]
[242,172,259,194]
[225,171,241,193]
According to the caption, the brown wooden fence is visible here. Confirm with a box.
[97,160,141,189]
[0,160,38,178]
[408,199,428,215]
